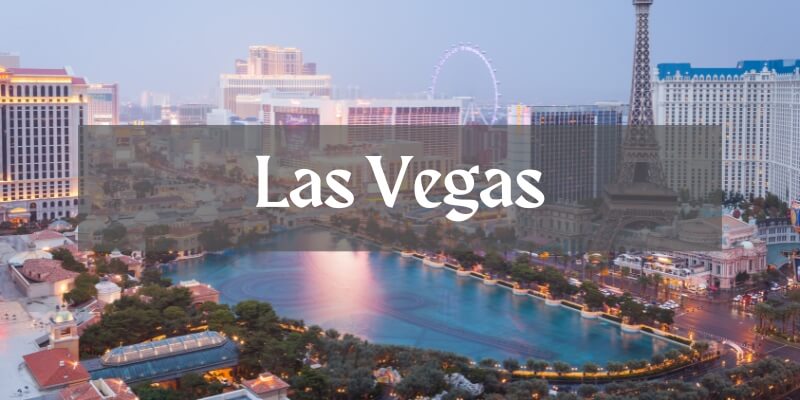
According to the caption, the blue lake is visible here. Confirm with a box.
[162,228,679,364]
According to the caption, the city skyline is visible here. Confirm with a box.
[2,0,799,104]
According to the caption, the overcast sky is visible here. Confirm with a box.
[3,0,798,105]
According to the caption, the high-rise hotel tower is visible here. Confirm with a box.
[0,66,86,223]
[653,59,800,200]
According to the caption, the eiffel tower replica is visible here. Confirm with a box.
[591,0,677,252]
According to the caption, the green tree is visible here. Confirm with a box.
[141,268,172,287]
[502,358,520,372]
[63,273,99,305]
[131,384,181,400]
[49,247,87,272]
[198,220,234,252]
[581,362,600,377]
[552,361,571,376]
[179,372,222,398]
[395,364,446,399]
[292,367,331,400]
[576,384,600,399]
[526,359,549,376]
[505,379,549,400]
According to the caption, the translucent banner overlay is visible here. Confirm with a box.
[78,125,723,256]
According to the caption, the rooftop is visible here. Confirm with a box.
[178,280,220,301]
[657,59,800,79]
[23,348,90,390]
[21,259,79,283]
[30,230,68,242]
[242,372,290,395]
[83,331,238,385]
[6,67,69,76]
[99,331,226,366]
[59,378,137,400]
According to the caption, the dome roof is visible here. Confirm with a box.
[739,240,754,249]
[134,210,159,224]
[47,219,74,232]
[53,310,74,323]
[8,248,53,266]
[95,280,121,295]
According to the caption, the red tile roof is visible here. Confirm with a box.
[23,348,90,390]
[21,259,79,283]
[30,229,67,241]
[242,372,290,395]
[59,378,137,400]
[180,281,220,302]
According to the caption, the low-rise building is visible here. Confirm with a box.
[178,279,220,306]
[10,258,78,298]
[83,331,238,385]
[200,372,290,400]
[95,280,122,304]
[241,372,291,400]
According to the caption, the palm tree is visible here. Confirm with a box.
[526,359,549,377]
[651,274,664,301]
[754,302,775,332]
[637,274,652,298]
[552,361,571,376]
[581,362,599,380]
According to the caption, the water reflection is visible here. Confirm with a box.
[162,228,681,363]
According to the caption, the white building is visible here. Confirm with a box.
[0,66,85,223]
[86,83,118,125]
[653,59,800,200]
[94,280,121,304]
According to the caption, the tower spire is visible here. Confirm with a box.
[618,0,664,185]
[629,0,654,127]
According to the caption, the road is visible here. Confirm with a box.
[524,256,800,364]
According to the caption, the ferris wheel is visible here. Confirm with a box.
[428,43,501,125]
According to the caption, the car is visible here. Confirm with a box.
[733,295,743,302]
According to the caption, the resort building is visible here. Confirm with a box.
[653,59,800,200]
[674,216,768,290]
[617,216,768,290]
[86,83,119,125]
[83,331,239,385]
[0,66,85,223]
[177,103,214,125]
[756,217,800,245]
[10,258,78,298]
[259,94,463,171]
[59,378,137,400]
[220,46,331,117]
[247,46,304,76]
[507,103,626,247]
